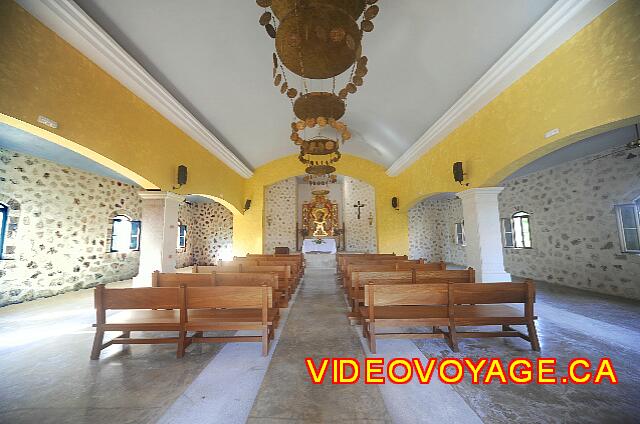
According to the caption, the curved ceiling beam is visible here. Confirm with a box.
[0,113,160,190]
[387,0,617,176]
[17,0,253,179]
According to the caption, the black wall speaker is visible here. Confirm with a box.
[391,197,399,210]
[177,165,188,185]
[244,199,252,211]
[453,162,464,183]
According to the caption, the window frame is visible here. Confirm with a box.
[502,211,533,249]
[0,203,8,259]
[110,214,140,253]
[454,222,466,246]
[615,200,640,254]
[130,220,141,251]
[177,222,187,249]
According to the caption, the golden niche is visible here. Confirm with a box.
[302,189,339,237]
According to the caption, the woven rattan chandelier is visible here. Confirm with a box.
[256,0,380,184]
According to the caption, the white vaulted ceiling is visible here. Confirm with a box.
[26,0,606,173]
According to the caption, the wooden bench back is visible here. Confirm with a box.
[256,260,299,276]
[215,264,244,273]
[97,285,181,310]
[353,271,413,286]
[240,265,291,279]
[152,271,215,287]
[450,281,531,305]
[339,256,412,274]
[338,254,403,269]
[214,272,279,289]
[221,259,258,266]
[186,286,271,309]
[415,269,475,283]
[192,265,217,273]
[364,283,449,306]
[396,261,445,271]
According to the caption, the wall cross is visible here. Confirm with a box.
[353,201,366,219]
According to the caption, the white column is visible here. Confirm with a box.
[457,188,511,282]
[132,191,184,287]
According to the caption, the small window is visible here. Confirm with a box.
[0,203,8,259]
[501,218,514,248]
[503,211,532,249]
[177,223,187,249]
[454,222,465,246]
[130,220,141,250]
[110,215,141,252]
[616,199,640,253]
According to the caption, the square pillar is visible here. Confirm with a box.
[133,191,184,287]
[457,188,511,282]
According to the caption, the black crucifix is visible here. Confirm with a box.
[353,201,366,219]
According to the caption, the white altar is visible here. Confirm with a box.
[302,238,337,254]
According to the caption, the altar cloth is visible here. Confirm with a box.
[302,238,337,254]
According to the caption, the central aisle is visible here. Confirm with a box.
[247,254,392,423]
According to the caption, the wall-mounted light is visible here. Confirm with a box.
[266,216,273,226]
[368,212,373,226]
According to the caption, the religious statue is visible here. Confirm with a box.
[313,209,329,236]
[302,190,339,237]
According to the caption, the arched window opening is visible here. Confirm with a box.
[0,203,8,259]
[502,211,532,249]
[615,197,640,253]
[110,215,141,252]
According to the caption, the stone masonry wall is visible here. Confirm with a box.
[0,148,141,306]
[499,147,640,299]
[408,197,466,264]
[176,201,233,267]
[264,177,297,253]
[343,177,377,252]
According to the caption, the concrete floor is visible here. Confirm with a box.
[0,280,226,423]
[1,262,639,423]
[248,263,392,423]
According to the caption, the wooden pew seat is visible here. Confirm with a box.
[448,281,540,351]
[360,305,448,322]
[103,309,181,329]
[453,304,537,325]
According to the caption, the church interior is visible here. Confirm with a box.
[1,0,639,423]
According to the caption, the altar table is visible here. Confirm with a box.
[302,238,337,254]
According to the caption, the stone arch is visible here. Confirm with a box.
[484,117,640,187]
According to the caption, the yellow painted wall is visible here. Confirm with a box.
[395,0,640,209]
[0,1,246,213]
[1,0,639,256]
[233,154,408,256]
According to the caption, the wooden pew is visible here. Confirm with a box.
[343,261,445,290]
[219,260,258,267]
[361,283,454,353]
[348,268,476,319]
[200,260,297,299]
[91,285,184,359]
[240,265,293,300]
[192,265,218,273]
[449,280,540,351]
[215,272,286,311]
[256,260,301,289]
[338,256,411,279]
[152,271,215,287]
[181,286,275,356]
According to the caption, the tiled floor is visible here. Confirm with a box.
[0,266,639,423]
[0,280,225,424]
[413,279,640,423]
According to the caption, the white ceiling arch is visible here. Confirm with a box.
[17,0,615,177]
